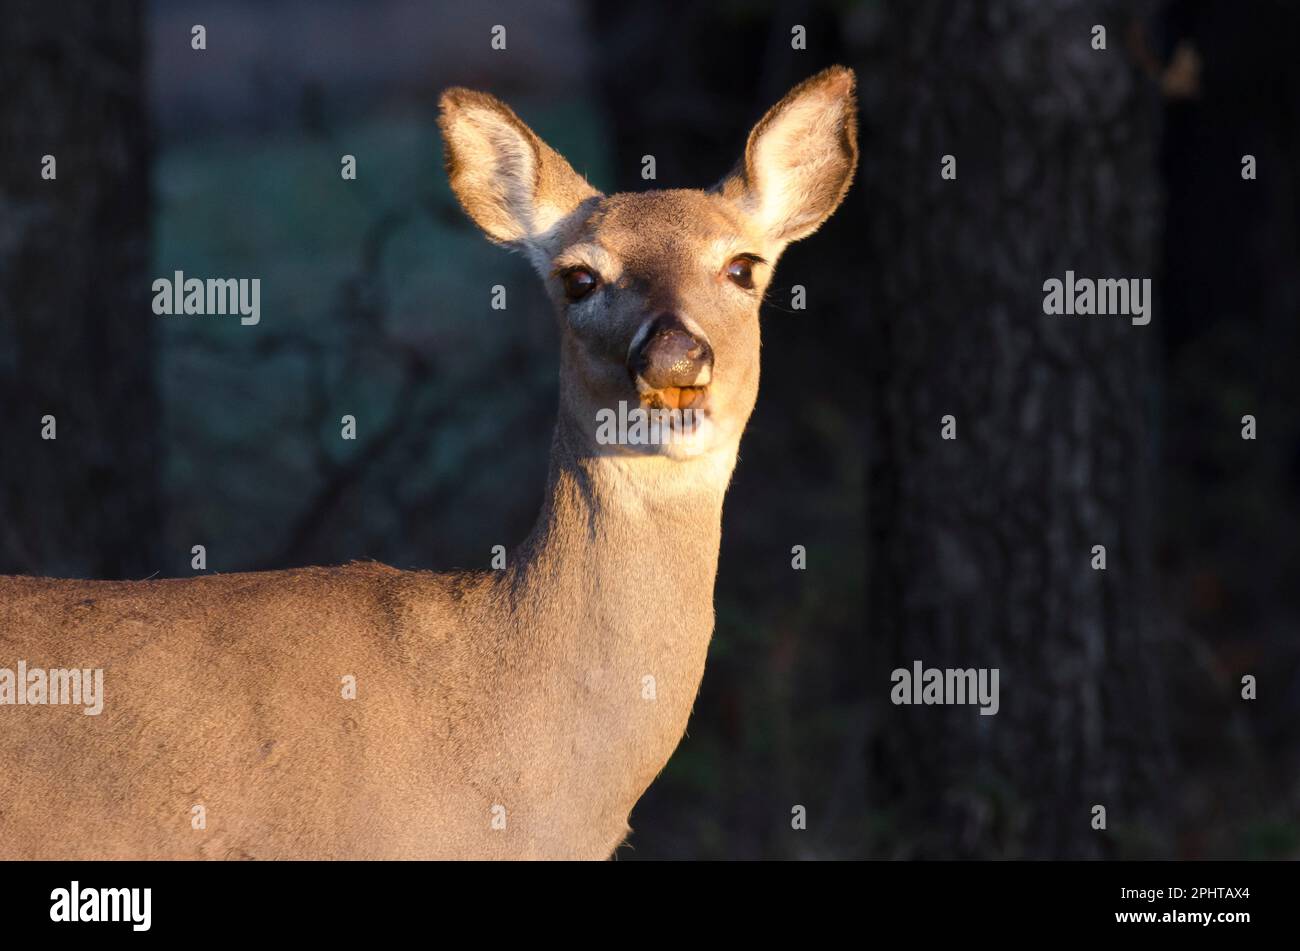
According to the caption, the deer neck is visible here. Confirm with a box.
[498,414,737,801]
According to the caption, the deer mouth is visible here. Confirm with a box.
[615,380,717,456]
[625,365,716,452]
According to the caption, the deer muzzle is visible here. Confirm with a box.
[628,314,713,410]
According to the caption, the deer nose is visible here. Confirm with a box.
[628,314,713,389]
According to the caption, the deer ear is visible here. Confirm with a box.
[716,66,858,245]
[438,88,600,253]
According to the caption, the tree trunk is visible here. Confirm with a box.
[860,0,1173,858]
[0,0,158,579]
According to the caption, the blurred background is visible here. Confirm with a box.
[1,0,1298,859]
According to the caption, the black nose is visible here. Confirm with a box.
[628,314,713,389]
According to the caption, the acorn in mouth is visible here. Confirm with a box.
[640,385,708,411]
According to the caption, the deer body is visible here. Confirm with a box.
[0,68,857,859]
[0,444,721,858]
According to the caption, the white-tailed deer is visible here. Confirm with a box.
[0,67,857,859]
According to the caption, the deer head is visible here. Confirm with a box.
[438,67,857,465]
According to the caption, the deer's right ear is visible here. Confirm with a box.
[438,88,600,254]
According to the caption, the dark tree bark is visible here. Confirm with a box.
[860,1,1174,857]
[0,0,158,578]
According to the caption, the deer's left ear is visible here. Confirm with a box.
[716,66,858,245]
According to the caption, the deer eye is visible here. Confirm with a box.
[560,267,599,301]
[724,255,761,289]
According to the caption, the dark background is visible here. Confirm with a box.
[2,0,1298,859]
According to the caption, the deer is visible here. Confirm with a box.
[0,66,858,859]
